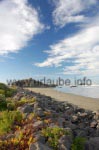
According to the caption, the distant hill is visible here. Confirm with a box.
[11,78,56,88]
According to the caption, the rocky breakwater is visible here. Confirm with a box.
[0,89,99,150]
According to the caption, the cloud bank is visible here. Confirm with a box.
[0,0,44,55]
[35,0,99,76]
[35,18,99,75]
[52,0,98,27]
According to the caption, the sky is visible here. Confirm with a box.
[0,0,99,84]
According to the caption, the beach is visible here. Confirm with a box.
[27,88,99,111]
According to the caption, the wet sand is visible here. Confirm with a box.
[27,88,99,111]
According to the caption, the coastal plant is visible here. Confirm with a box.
[71,137,86,150]
[7,101,16,110]
[5,89,16,97]
[14,97,36,108]
[0,116,37,150]
[0,129,36,150]
[0,89,5,95]
[0,83,17,97]
[41,127,70,149]
[0,111,22,135]
[0,94,7,111]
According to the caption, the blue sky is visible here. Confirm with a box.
[0,0,99,83]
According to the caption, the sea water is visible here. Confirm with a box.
[55,85,99,98]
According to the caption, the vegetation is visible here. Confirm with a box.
[0,112,37,150]
[0,111,22,135]
[0,83,88,150]
[11,78,56,88]
[0,94,7,111]
[7,97,36,111]
[71,137,86,150]
[41,127,70,149]
[0,83,16,97]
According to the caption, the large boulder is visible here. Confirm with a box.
[18,104,33,113]
[58,135,73,150]
[85,137,99,150]
[29,142,52,150]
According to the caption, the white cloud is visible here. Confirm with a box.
[0,0,44,55]
[52,0,98,27]
[35,17,99,76]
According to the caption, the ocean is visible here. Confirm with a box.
[55,85,99,98]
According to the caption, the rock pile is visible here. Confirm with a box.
[11,89,99,149]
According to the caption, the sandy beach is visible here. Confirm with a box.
[27,88,99,111]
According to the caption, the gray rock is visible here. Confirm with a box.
[95,128,99,137]
[71,115,78,123]
[36,108,45,117]
[77,130,87,137]
[85,137,99,150]
[90,121,97,128]
[6,134,15,140]
[18,104,33,113]
[34,102,39,113]
[65,108,74,115]
[93,111,99,120]
[79,112,88,118]
[33,121,43,128]
[59,135,73,150]
[57,117,66,127]
[29,142,52,150]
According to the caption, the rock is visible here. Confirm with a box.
[59,135,73,150]
[90,121,97,128]
[29,142,52,150]
[33,121,43,128]
[95,128,99,137]
[65,108,74,115]
[76,130,87,137]
[85,137,99,150]
[35,134,45,144]
[71,115,78,123]
[6,134,15,140]
[78,123,86,129]
[85,127,95,137]
[18,104,33,113]
[36,108,45,117]
[57,117,66,127]
[73,129,83,137]
[93,111,99,120]
[34,102,39,113]
[76,108,85,113]
[79,112,88,118]
[13,93,23,101]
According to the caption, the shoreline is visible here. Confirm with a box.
[26,88,99,111]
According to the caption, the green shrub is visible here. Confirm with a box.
[0,83,8,90]
[0,83,16,97]
[71,137,86,150]
[0,89,5,95]
[7,102,15,111]
[42,127,70,149]
[0,111,22,135]
[15,97,36,108]
[5,89,16,97]
[0,94,7,111]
